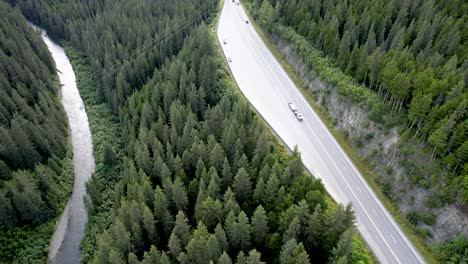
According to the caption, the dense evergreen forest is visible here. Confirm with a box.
[246,0,468,203]
[13,0,216,113]
[0,1,70,231]
[0,2,73,261]
[87,25,365,263]
[10,0,372,262]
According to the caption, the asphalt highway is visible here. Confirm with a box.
[217,1,425,263]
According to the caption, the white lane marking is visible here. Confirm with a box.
[293,84,426,263]
[238,5,424,262]
[227,10,402,262]
[302,120,401,263]
[373,208,379,216]
[237,17,410,257]
[218,3,424,263]
[356,185,363,193]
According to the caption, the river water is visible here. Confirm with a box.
[30,25,95,264]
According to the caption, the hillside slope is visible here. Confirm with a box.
[12,0,374,262]
[243,0,467,260]
[0,1,72,262]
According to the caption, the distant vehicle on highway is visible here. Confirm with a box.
[246,20,249,24]
[228,57,232,62]
[223,39,227,44]
[288,103,303,121]
[295,112,303,120]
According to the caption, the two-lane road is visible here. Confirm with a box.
[217,1,425,263]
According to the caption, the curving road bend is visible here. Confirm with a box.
[30,25,95,264]
[217,1,425,263]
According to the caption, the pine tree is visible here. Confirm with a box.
[283,217,301,243]
[206,235,222,261]
[251,205,269,245]
[207,167,221,199]
[168,233,182,259]
[0,190,17,230]
[185,222,210,264]
[173,211,191,246]
[224,187,241,216]
[214,224,228,252]
[305,205,325,249]
[218,251,232,264]
[8,172,49,225]
[195,196,223,230]
[253,177,266,205]
[232,168,252,204]
[141,246,163,264]
[222,158,233,189]
[287,147,304,180]
[280,239,310,264]
[329,229,354,263]
[154,186,174,237]
[428,121,449,156]
[172,177,188,211]
[245,249,265,264]
[228,211,251,252]
[210,143,225,172]
[142,205,158,243]
[104,144,118,166]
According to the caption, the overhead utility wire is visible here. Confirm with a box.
[1,1,217,127]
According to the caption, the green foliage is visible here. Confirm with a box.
[329,229,353,263]
[0,2,68,173]
[436,236,468,264]
[245,0,468,203]
[0,221,55,264]
[103,144,118,167]
[62,47,125,263]
[251,205,268,246]
[406,211,437,226]
[349,235,373,264]
[18,0,373,262]
[268,25,388,122]
[280,238,310,264]
[63,23,359,263]
[99,23,357,262]
[13,0,218,113]
[0,4,73,262]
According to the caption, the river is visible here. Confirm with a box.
[30,24,95,264]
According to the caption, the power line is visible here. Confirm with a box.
[75,1,216,84]
[1,0,217,127]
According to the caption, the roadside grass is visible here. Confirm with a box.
[241,2,438,263]
[214,1,375,263]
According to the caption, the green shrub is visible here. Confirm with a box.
[437,236,468,264]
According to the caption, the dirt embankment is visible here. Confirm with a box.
[270,34,468,244]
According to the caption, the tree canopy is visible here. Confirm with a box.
[10,0,372,262]
[0,1,70,231]
[246,0,468,202]
[0,2,73,262]
[85,25,360,263]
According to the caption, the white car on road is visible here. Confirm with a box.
[288,103,303,121]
